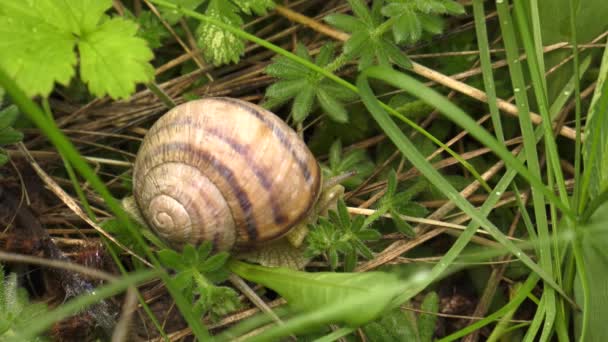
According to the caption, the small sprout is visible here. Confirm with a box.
[306,199,381,271]
[157,242,240,320]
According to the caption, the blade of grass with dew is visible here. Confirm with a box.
[356,66,572,304]
[472,0,504,142]
[0,67,211,340]
[148,0,494,194]
[438,274,539,342]
[9,268,161,341]
[497,2,557,337]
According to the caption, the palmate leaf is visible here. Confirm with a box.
[324,0,412,70]
[264,44,356,123]
[0,0,154,99]
[382,0,464,44]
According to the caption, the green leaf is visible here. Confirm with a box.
[233,0,276,15]
[201,252,230,272]
[158,249,183,270]
[418,291,439,342]
[0,0,154,99]
[160,0,205,24]
[0,128,23,145]
[78,17,154,99]
[390,208,415,238]
[196,0,244,65]
[292,85,315,122]
[317,87,349,123]
[323,13,364,32]
[264,79,307,104]
[196,241,213,261]
[0,152,8,166]
[0,105,19,130]
[0,1,79,97]
[229,260,402,326]
[329,140,342,170]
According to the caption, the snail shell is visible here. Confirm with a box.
[132,97,321,251]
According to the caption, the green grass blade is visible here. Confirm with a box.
[472,0,504,142]
[356,66,571,303]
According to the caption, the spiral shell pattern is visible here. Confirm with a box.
[132,98,321,251]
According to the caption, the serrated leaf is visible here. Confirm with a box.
[78,17,154,99]
[0,3,78,97]
[233,0,276,15]
[0,128,23,145]
[0,105,18,130]
[317,87,349,123]
[196,0,244,66]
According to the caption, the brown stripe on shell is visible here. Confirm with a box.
[214,97,315,184]
[145,116,289,225]
[142,142,259,242]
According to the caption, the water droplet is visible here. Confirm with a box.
[515,252,522,257]
[514,88,520,92]
[513,59,519,63]
[495,191,502,196]
[497,0,504,3]
[564,91,570,95]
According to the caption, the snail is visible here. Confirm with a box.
[122,97,345,265]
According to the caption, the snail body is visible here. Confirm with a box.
[129,97,322,252]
